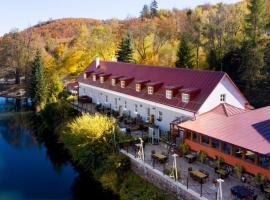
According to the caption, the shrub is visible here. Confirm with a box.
[178,143,190,155]
[255,173,267,186]
[215,156,224,169]
[198,150,207,163]
[234,164,244,179]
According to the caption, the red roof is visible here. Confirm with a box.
[179,104,270,155]
[78,61,227,112]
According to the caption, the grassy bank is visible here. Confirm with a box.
[35,101,177,200]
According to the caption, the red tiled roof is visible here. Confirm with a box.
[179,104,270,155]
[78,61,227,112]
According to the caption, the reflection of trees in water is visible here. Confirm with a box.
[71,169,119,200]
[0,114,37,149]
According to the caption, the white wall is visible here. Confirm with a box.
[198,75,247,114]
[79,82,194,132]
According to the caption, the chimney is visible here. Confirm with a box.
[96,57,100,68]
[83,73,87,79]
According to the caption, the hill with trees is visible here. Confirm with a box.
[0,0,269,107]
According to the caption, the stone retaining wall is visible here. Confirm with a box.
[121,150,208,200]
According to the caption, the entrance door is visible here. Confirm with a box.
[150,114,155,124]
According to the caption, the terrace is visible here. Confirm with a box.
[68,99,270,200]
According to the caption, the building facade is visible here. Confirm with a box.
[78,59,248,131]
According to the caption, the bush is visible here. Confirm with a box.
[255,173,267,186]
[215,156,224,169]
[234,164,244,179]
[178,143,190,155]
[198,150,207,163]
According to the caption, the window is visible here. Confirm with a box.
[134,104,138,113]
[92,75,97,82]
[115,98,118,109]
[148,86,154,95]
[211,139,220,149]
[202,135,209,146]
[233,147,243,158]
[147,108,150,116]
[100,76,104,83]
[245,150,255,163]
[83,88,86,94]
[258,155,269,168]
[105,95,108,103]
[112,79,116,86]
[192,132,199,142]
[135,84,141,92]
[220,94,226,102]
[186,131,192,140]
[166,90,172,99]
[182,93,189,103]
[222,142,231,154]
[124,101,127,109]
[120,81,125,88]
[158,111,163,121]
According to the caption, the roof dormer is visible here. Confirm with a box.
[92,72,102,82]
[83,71,94,79]
[119,77,134,88]
[164,85,182,99]
[135,80,150,92]
[99,73,111,84]
[180,87,201,103]
[146,82,163,95]
[111,75,122,86]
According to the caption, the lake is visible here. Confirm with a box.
[0,97,118,200]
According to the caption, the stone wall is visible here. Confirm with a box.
[121,150,208,200]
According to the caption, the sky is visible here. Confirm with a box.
[0,0,240,36]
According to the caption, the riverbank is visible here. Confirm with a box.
[0,83,26,98]
[35,101,177,200]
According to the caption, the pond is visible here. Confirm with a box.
[0,97,118,200]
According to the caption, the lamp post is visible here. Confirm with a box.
[216,178,224,200]
[170,153,178,181]
[138,137,144,161]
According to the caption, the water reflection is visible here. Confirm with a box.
[0,97,119,200]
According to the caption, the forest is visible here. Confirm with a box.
[0,0,269,108]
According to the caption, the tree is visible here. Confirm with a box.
[239,0,267,96]
[28,51,48,111]
[175,35,194,68]
[150,0,158,17]
[140,5,150,19]
[245,0,267,46]
[116,34,133,63]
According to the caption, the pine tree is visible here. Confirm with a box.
[140,5,150,19]
[245,0,267,46]
[150,0,158,17]
[175,35,194,68]
[116,34,133,63]
[239,0,267,95]
[28,51,47,110]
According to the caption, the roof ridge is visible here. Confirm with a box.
[101,61,226,74]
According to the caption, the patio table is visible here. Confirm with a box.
[152,152,167,163]
[264,187,270,193]
[190,170,208,183]
[231,185,254,199]
[216,168,229,179]
[185,153,196,163]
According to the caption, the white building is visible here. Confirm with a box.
[77,58,249,132]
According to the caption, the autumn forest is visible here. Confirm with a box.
[0,0,270,108]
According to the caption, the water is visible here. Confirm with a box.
[0,97,118,200]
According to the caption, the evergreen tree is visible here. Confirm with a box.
[140,5,150,19]
[28,51,48,110]
[245,0,267,46]
[175,35,194,68]
[150,0,158,17]
[239,0,267,95]
[116,34,133,63]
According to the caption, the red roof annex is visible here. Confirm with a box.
[78,61,228,113]
[179,104,270,155]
